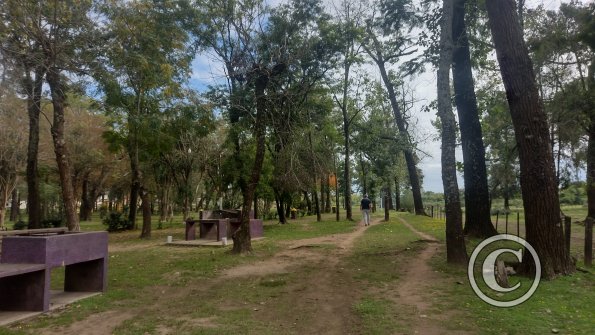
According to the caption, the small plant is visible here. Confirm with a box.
[99,205,109,219]
[102,211,133,232]
[41,218,64,228]
[13,220,27,230]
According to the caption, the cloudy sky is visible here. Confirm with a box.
[187,0,571,193]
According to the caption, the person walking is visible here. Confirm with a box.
[361,194,371,226]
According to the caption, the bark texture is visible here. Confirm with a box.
[438,0,468,265]
[46,68,79,232]
[370,59,425,215]
[25,67,45,229]
[486,0,573,278]
[341,60,353,221]
[232,66,269,253]
[140,187,151,239]
[452,0,497,238]
[10,188,19,221]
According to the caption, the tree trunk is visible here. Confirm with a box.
[387,183,394,210]
[10,188,19,221]
[139,188,151,239]
[341,60,353,221]
[375,62,425,215]
[395,176,401,210]
[585,55,595,220]
[334,158,340,221]
[159,186,169,223]
[274,188,286,224]
[384,195,389,221]
[79,175,93,221]
[26,66,45,229]
[313,187,321,221]
[452,0,497,238]
[253,195,258,220]
[0,208,5,229]
[325,177,331,213]
[0,186,11,228]
[320,178,326,213]
[486,0,573,278]
[128,142,141,230]
[359,153,367,196]
[46,68,79,232]
[232,66,269,253]
[438,0,468,266]
[285,201,291,219]
[584,59,594,257]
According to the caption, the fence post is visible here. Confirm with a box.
[431,206,434,219]
[495,211,499,231]
[505,212,509,235]
[585,218,593,267]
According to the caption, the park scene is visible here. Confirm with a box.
[0,0,594,334]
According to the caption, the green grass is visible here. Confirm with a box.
[0,211,357,335]
[263,214,357,241]
[347,216,425,334]
[353,297,404,335]
[2,208,592,334]
[400,212,595,335]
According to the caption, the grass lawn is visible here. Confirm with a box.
[0,209,593,334]
[402,212,595,335]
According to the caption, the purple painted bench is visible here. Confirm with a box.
[0,231,108,312]
[0,263,47,311]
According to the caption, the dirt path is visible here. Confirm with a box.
[34,216,473,335]
[395,216,473,335]
[221,218,380,334]
[37,218,377,335]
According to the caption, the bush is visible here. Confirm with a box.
[102,212,133,232]
[99,205,109,219]
[13,220,27,230]
[41,218,64,228]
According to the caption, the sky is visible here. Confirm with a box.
[187,0,573,193]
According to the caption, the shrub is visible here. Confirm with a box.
[99,205,109,219]
[102,212,133,232]
[41,218,64,228]
[13,220,27,230]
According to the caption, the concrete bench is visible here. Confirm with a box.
[185,210,263,241]
[0,264,47,311]
[0,232,108,312]
[0,227,68,237]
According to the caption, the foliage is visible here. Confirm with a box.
[12,220,27,230]
[102,211,133,232]
[40,218,64,228]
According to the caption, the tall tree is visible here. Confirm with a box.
[0,87,27,229]
[362,3,426,215]
[437,0,467,265]
[0,0,48,229]
[2,0,96,231]
[485,0,573,278]
[100,0,193,235]
[331,0,367,221]
[452,0,497,237]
